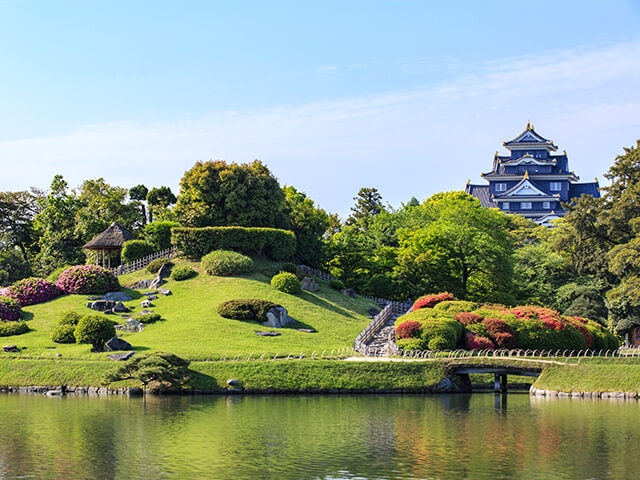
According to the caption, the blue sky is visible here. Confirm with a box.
[1,1,640,217]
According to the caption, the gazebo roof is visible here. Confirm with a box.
[83,222,136,250]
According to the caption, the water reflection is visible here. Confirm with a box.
[0,393,639,479]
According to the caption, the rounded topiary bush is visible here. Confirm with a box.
[201,250,254,276]
[74,315,116,351]
[217,299,282,322]
[329,279,345,290]
[121,240,155,264]
[137,313,162,324]
[56,265,120,294]
[4,277,61,306]
[171,265,196,281]
[271,272,301,294]
[0,321,29,337]
[465,332,495,350]
[59,311,83,326]
[455,312,483,326]
[147,258,173,274]
[433,300,478,314]
[396,320,422,339]
[0,296,22,321]
[396,337,426,351]
[411,293,456,311]
[50,324,76,343]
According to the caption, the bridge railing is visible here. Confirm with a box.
[393,348,628,360]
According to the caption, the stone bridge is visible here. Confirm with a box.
[450,363,543,393]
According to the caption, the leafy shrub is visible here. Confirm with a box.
[144,221,181,250]
[171,265,196,281]
[56,265,120,294]
[46,265,72,283]
[4,277,61,306]
[467,322,490,338]
[103,351,190,392]
[137,313,162,324]
[50,324,76,343]
[564,316,593,348]
[329,279,345,290]
[202,250,254,276]
[481,318,516,349]
[396,320,422,339]
[471,308,517,322]
[427,336,452,351]
[465,332,495,350]
[411,293,456,311]
[121,240,155,264]
[59,311,82,326]
[147,258,173,274]
[0,321,29,337]
[394,308,439,327]
[279,262,298,274]
[271,272,302,294]
[433,300,478,314]
[74,315,116,351]
[396,338,426,351]
[420,319,461,350]
[172,226,296,261]
[0,296,22,321]
[217,299,282,322]
[455,312,483,326]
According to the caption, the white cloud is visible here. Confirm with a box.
[1,40,639,217]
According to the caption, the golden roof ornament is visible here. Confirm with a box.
[523,170,530,179]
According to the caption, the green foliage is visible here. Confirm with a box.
[271,272,301,294]
[170,265,196,281]
[74,315,116,351]
[346,187,384,226]
[144,221,180,250]
[395,308,439,327]
[137,313,162,324]
[329,279,345,290]
[279,262,298,274]
[513,243,572,306]
[174,160,284,228]
[201,250,254,276]
[146,258,173,274]
[396,337,426,351]
[0,249,32,286]
[102,351,190,391]
[0,321,29,337]
[217,299,282,322]
[50,324,76,343]
[433,300,478,314]
[147,187,176,207]
[0,190,41,269]
[59,311,82,326]
[46,265,71,283]
[121,240,155,264]
[420,319,460,350]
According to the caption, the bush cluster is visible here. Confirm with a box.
[102,351,190,392]
[202,250,254,276]
[137,313,162,324]
[121,240,155,264]
[0,321,29,337]
[217,299,282,322]
[0,296,22,321]
[147,258,173,274]
[411,293,456,311]
[271,272,302,294]
[171,226,296,261]
[4,277,61,306]
[394,297,619,352]
[170,265,197,281]
[50,324,76,343]
[329,279,345,290]
[74,314,116,351]
[56,265,120,294]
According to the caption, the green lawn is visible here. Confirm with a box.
[3,258,376,360]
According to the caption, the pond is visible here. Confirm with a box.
[0,393,638,479]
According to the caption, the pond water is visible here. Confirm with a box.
[0,393,638,479]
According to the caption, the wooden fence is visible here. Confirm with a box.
[353,304,394,355]
[110,246,178,276]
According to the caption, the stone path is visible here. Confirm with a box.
[362,312,402,357]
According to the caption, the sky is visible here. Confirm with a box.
[1,0,640,218]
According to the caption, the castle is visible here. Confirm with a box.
[465,123,600,227]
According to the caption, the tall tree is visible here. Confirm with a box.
[346,187,384,226]
[147,186,177,222]
[129,184,149,225]
[0,189,42,260]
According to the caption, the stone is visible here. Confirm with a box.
[145,295,158,301]
[108,352,135,361]
[143,291,158,296]
[157,263,171,278]
[256,331,281,336]
[138,309,154,315]
[296,328,316,333]
[226,378,240,386]
[87,300,116,312]
[300,276,319,292]
[141,299,153,308]
[340,288,357,298]
[158,288,172,296]
[115,319,144,333]
[149,275,164,289]
[263,307,295,328]
[130,279,153,290]
[104,292,133,302]
[113,301,130,313]
[86,296,103,301]
[105,337,133,351]
[2,345,19,353]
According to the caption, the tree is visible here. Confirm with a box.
[146,186,177,223]
[74,314,116,351]
[144,221,180,250]
[129,184,149,225]
[346,187,384,226]
[0,189,42,260]
[174,160,284,227]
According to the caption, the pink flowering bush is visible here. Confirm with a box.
[56,265,120,294]
[4,277,61,306]
[464,332,495,350]
[0,296,22,321]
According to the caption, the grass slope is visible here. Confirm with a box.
[3,258,376,360]
[534,361,640,393]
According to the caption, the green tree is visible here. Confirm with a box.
[346,187,384,226]
[0,189,42,261]
[175,160,284,227]
[129,184,149,225]
[144,221,180,250]
[146,186,177,222]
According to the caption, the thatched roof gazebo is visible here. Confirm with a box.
[83,222,136,268]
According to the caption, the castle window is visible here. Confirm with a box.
[495,183,507,192]
[543,201,551,209]
[521,202,532,210]
[502,202,510,210]
[550,182,562,191]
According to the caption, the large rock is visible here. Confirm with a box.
[87,300,116,312]
[104,292,133,302]
[130,279,153,290]
[115,319,144,333]
[300,276,319,292]
[149,275,164,290]
[157,263,171,279]
[2,345,19,353]
[105,337,133,351]
[158,288,172,296]
[340,288,357,298]
[108,352,135,361]
[141,299,153,308]
[263,307,295,328]
[113,301,130,313]
[255,331,281,336]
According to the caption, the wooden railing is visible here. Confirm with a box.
[354,304,394,355]
[110,246,178,276]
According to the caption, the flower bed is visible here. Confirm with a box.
[4,277,61,306]
[56,265,120,294]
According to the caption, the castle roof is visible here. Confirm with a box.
[465,184,496,208]
[568,181,600,199]
[503,122,557,151]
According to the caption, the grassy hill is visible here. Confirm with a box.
[4,258,376,360]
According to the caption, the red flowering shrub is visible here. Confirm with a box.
[455,312,483,326]
[565,317,592,348]
[411,292,456,311]
[56,265,120,294]
[481,318,516,348]
[464,332,495,350]
[4,277,61,306]
[0,296,22,321]
[396,320,422,339]
[493,332,516,349]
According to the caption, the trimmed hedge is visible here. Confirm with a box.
[4,277,61,306]
[0,296,22,321]
[56,265,120,294]
[74,315,116,351]
[271,272,301,294]
[147,258,173,274]
[217,299,282,322]
[137,313,162,324]
[59,311,82,326]
[121,240,155,264]
[171,266,196,281]
[171,226,296,261]
[50,324,76,343]
[411,293,456,311]
[202,250,254,276]
[0,321,29,337]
